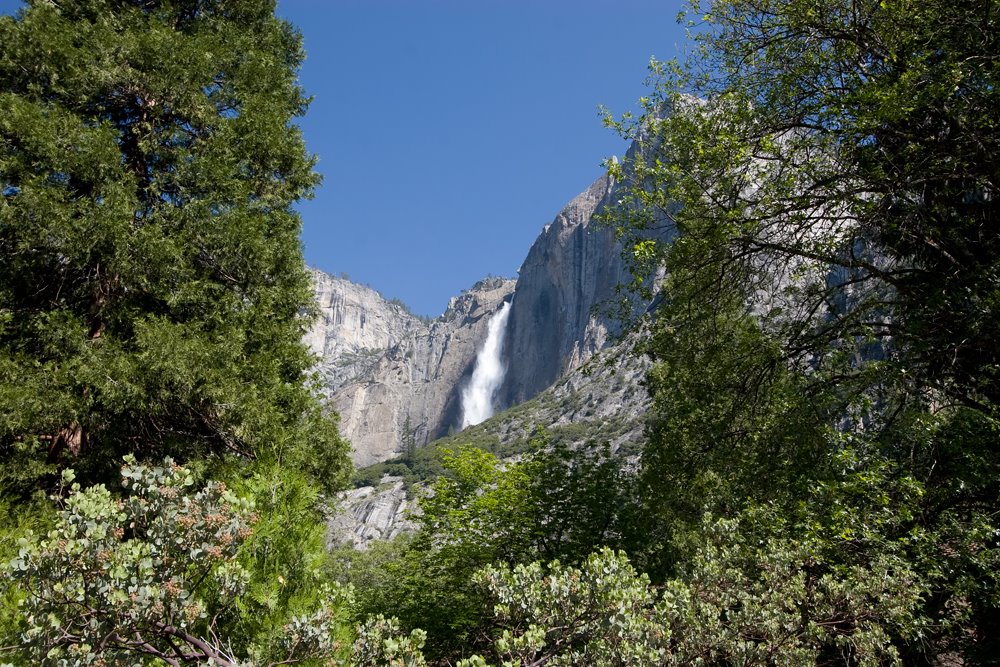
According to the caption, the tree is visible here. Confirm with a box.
[609,0,1000,413]
[526,433,640,564]
[601,0,1000,659]
[401,490,928,667]
[0,0,349,491]
[340,437,646,663]
[599,0,1000,660]
[472,549,669,667]
[346,446,540,661]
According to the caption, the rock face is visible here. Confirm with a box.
[307,134,676,469]
[308,164,668,467]
[499,174,629,408]
[315,154,676,546]
[307,271,515,466]
[326,332,653,550]
[326,478,417,550]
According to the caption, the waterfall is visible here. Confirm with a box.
[460,300,512,429]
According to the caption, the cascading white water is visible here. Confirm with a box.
[460,300,512,429]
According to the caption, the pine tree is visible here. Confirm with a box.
[0,0,348,490]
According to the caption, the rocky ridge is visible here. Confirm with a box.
[438,330,653,457]
[500,174,632,407]
[307,271,515,466]
[308,168,664,467]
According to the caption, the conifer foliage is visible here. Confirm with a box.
[0,0,347,488]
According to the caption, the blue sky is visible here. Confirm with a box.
[1,1,690,316]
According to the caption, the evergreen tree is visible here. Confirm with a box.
[0,0,349,491]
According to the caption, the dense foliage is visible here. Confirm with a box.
[8,458,434,666]
[0,0,352,663]
[338,440,636,661]
[602,0,1000,660]
[0,0,349,493]
[12,459,265,665]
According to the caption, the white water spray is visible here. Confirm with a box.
[460,300,512,429]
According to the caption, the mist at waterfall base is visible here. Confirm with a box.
[460,301,513,429]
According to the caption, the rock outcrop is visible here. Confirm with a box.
[307,130,676,470]
[326,478,417,550]
[326,332,652,550]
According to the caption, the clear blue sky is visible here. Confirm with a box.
[1,1,690,316]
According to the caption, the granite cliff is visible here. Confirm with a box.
[308,158,664,467]
[309,164,666,467]
[306,271,514,466]
[500,173,633,407]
